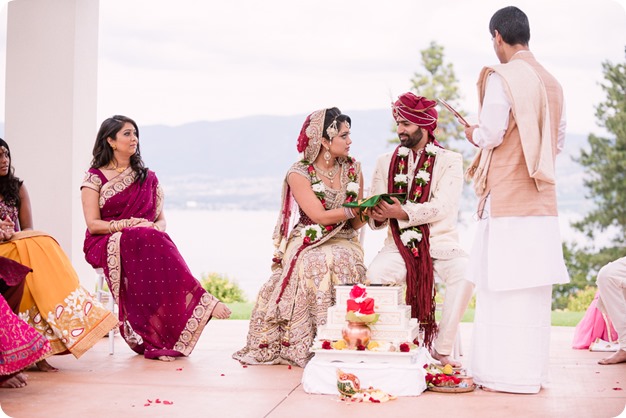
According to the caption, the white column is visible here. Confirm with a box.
[4,0,99,289]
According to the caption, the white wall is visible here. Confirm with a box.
[4,0,99,289]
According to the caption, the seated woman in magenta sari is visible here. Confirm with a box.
[80,115,231,362]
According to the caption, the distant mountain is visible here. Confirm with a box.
[0,116,593,212]
[140,110,394,178]
[140,109,397,209]
[138,111,591,212]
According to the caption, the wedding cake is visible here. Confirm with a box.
[316,284,420,343]
[303,284,428,396]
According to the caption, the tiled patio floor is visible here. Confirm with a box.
[0,321,624,418]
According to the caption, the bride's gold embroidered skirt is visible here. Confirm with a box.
[233,234,366,368]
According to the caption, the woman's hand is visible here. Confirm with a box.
[131,220,154,228]
[0,216,15,241]
[212,302,232,319]
[128,217,149,226]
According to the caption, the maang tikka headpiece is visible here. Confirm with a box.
[326,119,339,140]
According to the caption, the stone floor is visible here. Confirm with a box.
[0,321,624,418]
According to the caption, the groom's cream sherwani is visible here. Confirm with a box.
[366,147,474,356]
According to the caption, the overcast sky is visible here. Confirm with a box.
[1,0,626,135]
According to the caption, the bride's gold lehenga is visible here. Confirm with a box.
[233,161,366,368]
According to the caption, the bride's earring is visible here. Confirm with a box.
[324,148,331,166]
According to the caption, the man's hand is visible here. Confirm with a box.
[369,197,408,221]
[464,125,479,147]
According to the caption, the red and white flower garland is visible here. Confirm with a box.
[303,157,358,243]
[392,143,439,257]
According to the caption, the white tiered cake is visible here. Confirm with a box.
[316,285,420,345]
[303,284,428,396]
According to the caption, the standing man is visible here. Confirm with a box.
[596,257,626,365]
[367,92,474,368]
[464,6,570,393]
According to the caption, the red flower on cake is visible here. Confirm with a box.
[322,340,332,350]
[349,284,367,300]
[345,284,379,324]
[399,343,410,352]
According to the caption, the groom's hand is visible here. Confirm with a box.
[371,197,408,221]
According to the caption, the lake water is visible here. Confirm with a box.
[163,209,587,300]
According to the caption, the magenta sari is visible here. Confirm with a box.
[0,257,50,378]
[82,168,218,359]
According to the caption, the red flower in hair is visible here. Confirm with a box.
[296,115,312,153]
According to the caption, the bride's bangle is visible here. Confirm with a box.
[153,223,161,231]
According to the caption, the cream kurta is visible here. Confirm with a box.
[366,147,474,356]
[468,50,569,394]
[368,149,466,259]
[470,51,570,291]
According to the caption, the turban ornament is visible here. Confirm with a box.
[392,93,438,139]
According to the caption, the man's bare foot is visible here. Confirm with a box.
[430,349,462,368]
[33,359,58,372]
[157,356,176,362]
[212,302,232,319]
[1,373,28,388]
[598,349,626,365]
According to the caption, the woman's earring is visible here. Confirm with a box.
[112,145,117,150]
[324,149,331,166]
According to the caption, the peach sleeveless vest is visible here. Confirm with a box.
[478,52,564,217]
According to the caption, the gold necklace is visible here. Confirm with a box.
[314,162,340,184]
[106,164,128,173]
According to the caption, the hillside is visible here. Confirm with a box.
[137,111,591,212]
[0,114,592,212]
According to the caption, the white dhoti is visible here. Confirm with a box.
[467,198,569,393]
[367,245,474,356]
[597,257,626,351]
[472,285,552,393]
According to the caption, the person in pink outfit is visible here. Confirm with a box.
[0,256,50,388]
[596,256,626,365]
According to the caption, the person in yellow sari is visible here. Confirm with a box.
[0,139,117,371]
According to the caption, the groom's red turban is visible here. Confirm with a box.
[392,93,438,138]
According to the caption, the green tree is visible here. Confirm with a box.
[558,50,626,307]
[405,41,467,148]
[200,272,247,303]
[573,55,626,244]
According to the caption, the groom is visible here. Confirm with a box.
[366,92,474,367]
